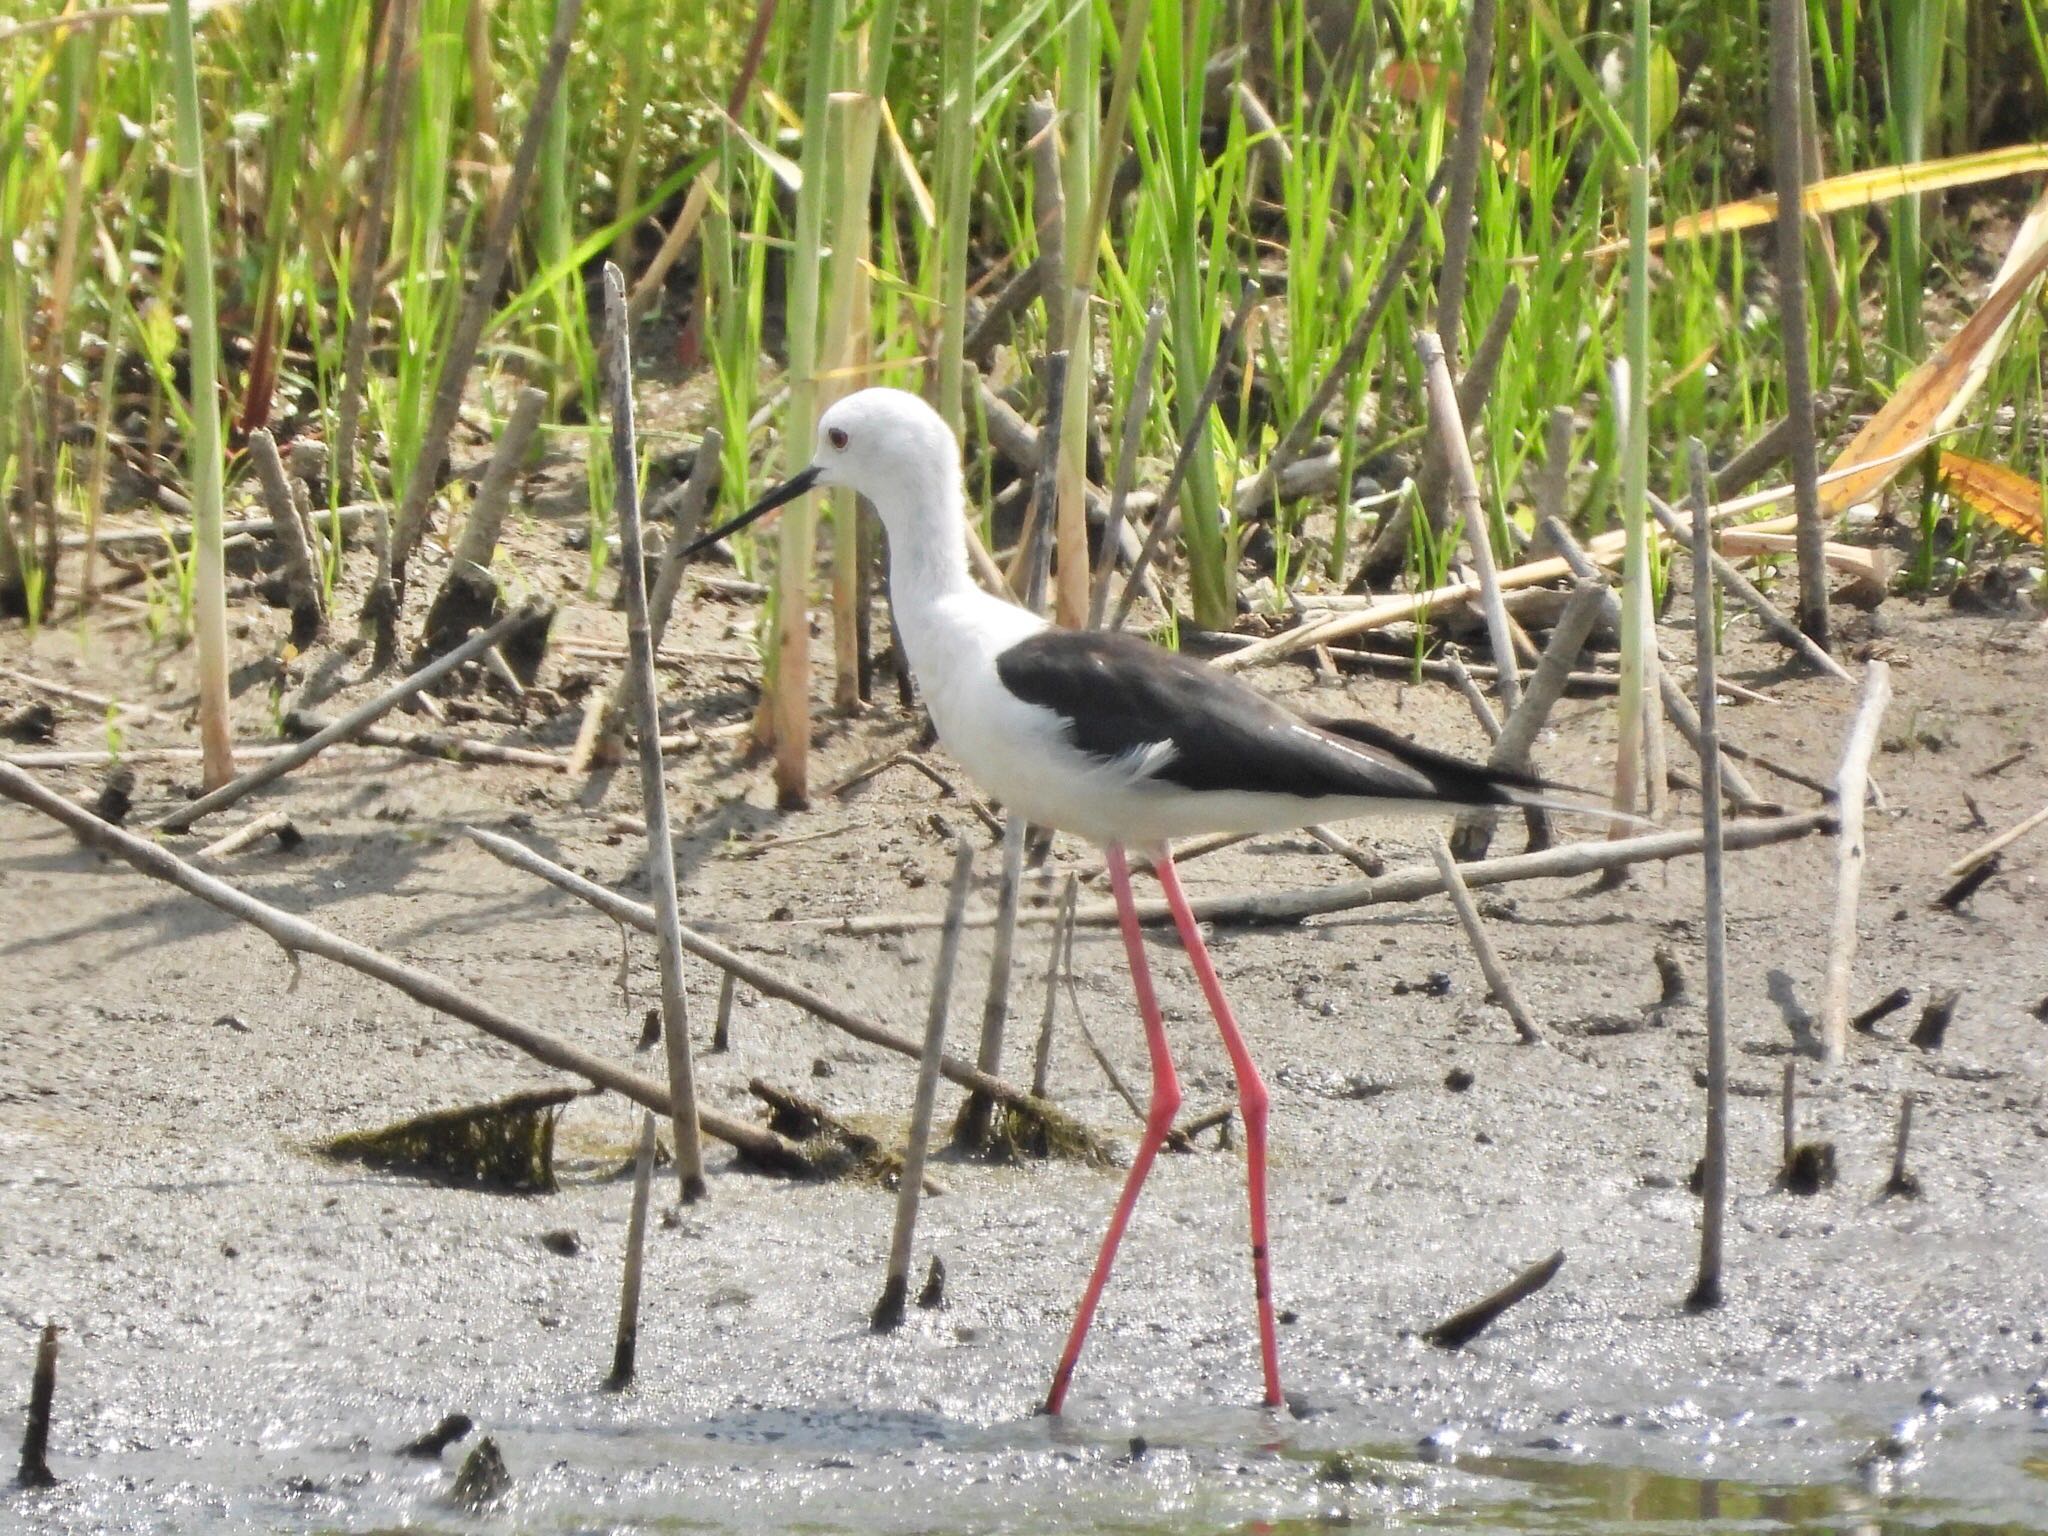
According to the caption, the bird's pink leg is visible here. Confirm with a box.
[1152,851,1283,1409]
[1043,843,1183,1416]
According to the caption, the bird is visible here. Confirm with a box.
[684,386,1592,1415]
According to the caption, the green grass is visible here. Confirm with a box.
[3,0,2046,711]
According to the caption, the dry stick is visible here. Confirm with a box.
[1307,824,1384,876]
[282,712,569,770]
[1941,801,2048,880]
[419,386,548,660]
[1449,579,1606,859]
[334,0,411,510]
[1032,874,1078,1097]
[1432,0,1498,369]
[1113,279,1263,629]
[153,601,545,834]
[1819,660,1894,1064]
[384,0,582,598]
[1417,330,1521,712]
[1089,301,1168,628]
[957,816,1023,1150]
[1686,442,1731,1313]
[1429,834,1541,1044]
[197,810,296,860]
[459,827,1094,1141]
[842,811,1835,934]
[16,1321,58,1488]
[1780,1061,1798,1165]
[0,763,809,1172]
[1768,0,1830,647]
[1537,515,1770,814]
[1441,647,1502,740]
[604,1111,658,1390]
[1363,283,1522,583]
[603,264,705,1201]
[577,429,727,771]
[5,744,404,770]
[1644,492,1851,684]
[1422,1249,1563,1349]
[247,429,323,645]
[874,839,975,1332]
[1232,179,1443,520]
[60,506,372,553]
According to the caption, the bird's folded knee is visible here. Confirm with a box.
[1144,1088,1184,1137]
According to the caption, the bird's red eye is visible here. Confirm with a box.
[828,427,849,451]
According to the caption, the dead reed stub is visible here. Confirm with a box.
[1935,854,2000,912]
[917,1254,947,1310]
[1852,986,1913,1034]
[450,1435,511,1509]
[91,764,135,826]
[16,1321,59,1489]
[2,700,57,743]
[399,1414,475,1459]
[1883,1095,1923,1200]
[319,1087,577,1192]
[1819,660,1893,1062]
[605,1111,659,1391]
[1910,989,1961,1051]
[1422,1249,1564,1349]
[1776,1062,1837,1196]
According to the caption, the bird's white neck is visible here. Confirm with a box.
[875,471,975,614]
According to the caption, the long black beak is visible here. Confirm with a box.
[678,464,822,559]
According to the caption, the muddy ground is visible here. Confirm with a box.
[3,536,2047,1532]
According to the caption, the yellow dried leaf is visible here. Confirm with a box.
[1580,144,2048,258]
[1937,452,2046,544]
[1819,232,2048,515]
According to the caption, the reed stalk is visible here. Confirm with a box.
[166,0,235,789]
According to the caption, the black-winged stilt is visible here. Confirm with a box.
[686,387,1582,1414]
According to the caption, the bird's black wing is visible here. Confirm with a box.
[993,629,1539,808]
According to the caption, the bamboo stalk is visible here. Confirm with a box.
[956,816,1019,1150]
[1449,578,1604,859]
[1429,834,1541,1044]
[873,838,974,1332]
[152,600,547,833]
[1940,801,2048,880]
[419,386,548,661]
[1417,330,1520,711]
[1686,442,1730,1313]
[1770,0,1830,648]
[1820,661,1893,1063]
[604,264,705,1200]
[166,0,234,790]
[838,811,1836,934]
[460,826,1099,1147]
[0,762,809,1174]
[1032,874,1078,1096]
[604,1111,658,1389]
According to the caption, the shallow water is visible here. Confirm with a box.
[11,1360,2046,1534]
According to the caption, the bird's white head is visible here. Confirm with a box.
[682,386,964,564]
[811,388,961,516]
